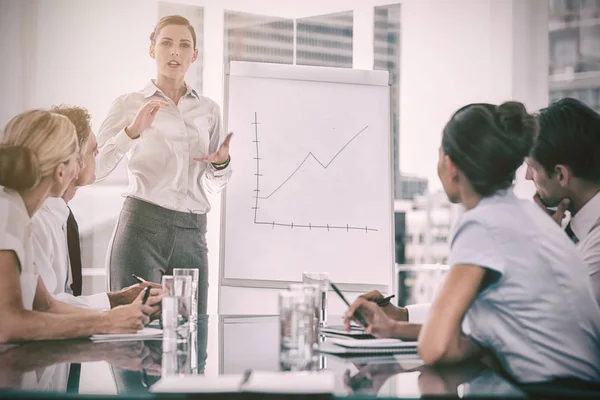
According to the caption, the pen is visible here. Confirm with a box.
[375,294,395,307]
[239,369,252,390]
[330,282,369,328]
[132,274,146,284]
[141,286,151,305]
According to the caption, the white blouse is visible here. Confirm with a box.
[96,80,232,214]
[0,187,38,310]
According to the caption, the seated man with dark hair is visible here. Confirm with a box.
[33,105,159,310]
[526,97,600,306]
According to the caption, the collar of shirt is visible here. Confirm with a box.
[475,188,515,208]
[570,190,600,242]
[40,197,70,226]
[2,186,32,231]
[141,79,200,101]
[3,186,28,213]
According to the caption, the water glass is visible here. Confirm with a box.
[173,268,199,326]
[302,272,329,326]
[161,275,192,339]
[278,289,316,371]
[162,330,194,377]
[289,283,320,349]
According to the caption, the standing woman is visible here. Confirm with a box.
[96,15,233,315]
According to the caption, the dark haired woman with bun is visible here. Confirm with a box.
[345,102,600,386]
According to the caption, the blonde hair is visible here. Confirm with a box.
[150,15,197,49]
[0,110,79,191]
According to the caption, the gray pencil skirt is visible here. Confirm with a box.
[108,197,208,314]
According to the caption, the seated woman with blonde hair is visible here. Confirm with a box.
[0,109,160,343]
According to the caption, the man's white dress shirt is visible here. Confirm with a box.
[569,190,600,306]
[32,197,110,310]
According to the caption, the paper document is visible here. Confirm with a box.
[151,371,334,394]
[90,327,162,342]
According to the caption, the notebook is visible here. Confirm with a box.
[320,325,374,339]
[89,327,163,342]
[319,337,418,356]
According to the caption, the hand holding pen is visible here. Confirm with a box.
[343,297,399,338]
[330,282,370,328]
[103,289,160,333]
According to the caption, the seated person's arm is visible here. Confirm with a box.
[417,265,485,365]
[33,275,99,315]
[0,250,155,343]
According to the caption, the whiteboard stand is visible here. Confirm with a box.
[219,61,395,293]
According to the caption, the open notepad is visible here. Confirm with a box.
[320,325,374,339]
[319,337,418,356]
[89,327,163,342]
[150,371,335,394]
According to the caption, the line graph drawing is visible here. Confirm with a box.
[258,125,369,200]
[251,112,378,232]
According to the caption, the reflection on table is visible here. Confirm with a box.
[0,314,526,399]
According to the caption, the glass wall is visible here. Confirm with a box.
[374,4,401,198]
[296,11,353,68]
[549,0,600,112]
[224,11,293,64]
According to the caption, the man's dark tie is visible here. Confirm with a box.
[565,221,579,244]
[66,208,83,296]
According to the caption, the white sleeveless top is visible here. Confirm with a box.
[0,187,38,310]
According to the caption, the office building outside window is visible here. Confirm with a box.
[296,11,353,68]
[549,0,600,112]
[374,4,402,199]
[224,11,293,65]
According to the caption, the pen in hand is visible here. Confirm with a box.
[132,274,146,284]
[330,282,369,328]
[141,286,151,305]
[375,294,395,307]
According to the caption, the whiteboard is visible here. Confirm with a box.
[222,62,393,287]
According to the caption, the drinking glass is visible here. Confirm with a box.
[173,268,200,326]
[302,272,330,326]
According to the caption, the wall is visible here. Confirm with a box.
[0,0,27,128]
[399,0,548,198]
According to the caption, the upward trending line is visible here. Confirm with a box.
[258,125,369,200]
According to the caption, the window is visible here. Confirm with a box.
[549,0,600,113]
[296,11,353,68]
[224,11,293,65]
[374,4,401,199]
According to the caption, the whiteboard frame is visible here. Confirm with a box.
[220,61,395,292]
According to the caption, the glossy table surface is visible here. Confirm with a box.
[0,315,526,399]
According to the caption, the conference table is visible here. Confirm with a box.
[0,315,527,399]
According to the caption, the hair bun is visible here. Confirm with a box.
[0,145,41,191]
[495,101,538,157]
[495,101,529,133]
